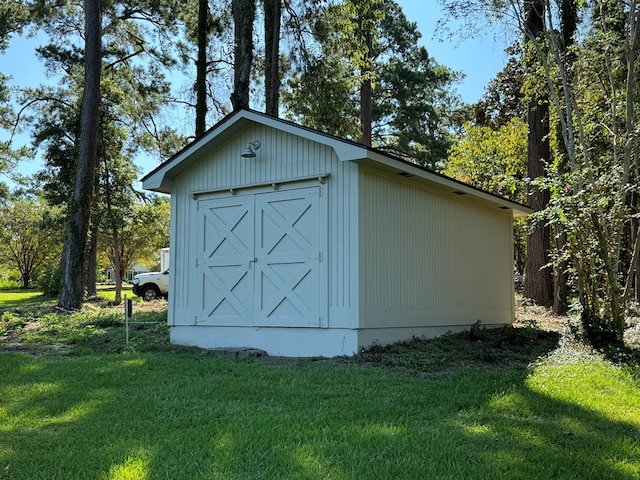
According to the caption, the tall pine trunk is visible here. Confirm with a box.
[195,0,208,136]
[264,0,281,116]
[231,0,255,110]
[359,30,373,147]
[58,0,102,311]
[523,0,553,306]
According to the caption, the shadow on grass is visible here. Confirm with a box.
[1,335,637,479]
[353,325,562,376]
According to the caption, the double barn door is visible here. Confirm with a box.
[192,186,326,328]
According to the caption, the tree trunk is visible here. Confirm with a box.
[58,0,102,311]
[523,0,553,306]
[552,0,578,315]
[264,0,281,117]
[111,230,123,306]
[195,0,208,136]
[359,30,373,147]
[553,227,568,314]
[231,0,255,110]
[85,218,99,298]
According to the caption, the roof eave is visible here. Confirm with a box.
[357,150,533,217]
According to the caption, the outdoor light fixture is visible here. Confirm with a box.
[241,140,261,158]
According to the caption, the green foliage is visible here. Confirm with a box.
[445,118,527,202]
[0,196,64,289]
[474,50,526,127]
[445,0,640,341]
[126,196,171,268]
[37,263,63,297]
[0,1,33,190]
[283,0,462,168]
[0,301,169,355]
[0,1,29,51]
[357,325,560,372]
[0,278,21,290]
[531,1,640,340]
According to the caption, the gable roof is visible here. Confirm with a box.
[141,109,532,217]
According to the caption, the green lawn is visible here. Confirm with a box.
[0,285,138,308]
[0,289,55,307]
[0,301,639,479]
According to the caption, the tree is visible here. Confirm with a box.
[284,0,461,168]
[509,0,640,341]
[264,0,282,116]
[58,0,102,311]
[98,197,171,294]
[0,1,31,194]
[522,0,553,306]
[183,0,227,136]
[474,51,526,128]
[195,0,210,136]
[94,82,141,305]
[0,197,63,288]
[25,0,182,308]
[550,0,578,315]
[231,0,256,110]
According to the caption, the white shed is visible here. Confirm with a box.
[142,109,531,357]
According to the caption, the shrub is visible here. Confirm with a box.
[0,278,21,290]
[37,264,63,296]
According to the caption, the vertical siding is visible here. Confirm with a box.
[168,124,358,329]
[359,169,512,324]
[180,125,335,191]
[169,180,193,319]
[328,159,358,308]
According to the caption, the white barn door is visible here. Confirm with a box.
[254,188,323,327]
[193,196,254,325]
[193,186,326,328]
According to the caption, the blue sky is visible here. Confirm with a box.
[1,1,512,180]
[397,0,513,104]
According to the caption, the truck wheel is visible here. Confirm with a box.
[141,285,160,302]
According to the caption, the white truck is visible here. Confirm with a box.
[131,248,170,301]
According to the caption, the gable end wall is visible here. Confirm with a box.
[167,124,360,335]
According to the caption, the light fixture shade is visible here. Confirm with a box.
[241,140,261,158]
[240,147,255,158]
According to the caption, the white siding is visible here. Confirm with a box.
[167,125,360,330]
[358,168,514,333]
[179,125,333,192]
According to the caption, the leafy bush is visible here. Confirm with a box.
[37,264,63,296]
[0,278,21,290]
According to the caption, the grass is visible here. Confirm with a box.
[0,289,54,307]
[0,299,639,479]
[0,285,139,308]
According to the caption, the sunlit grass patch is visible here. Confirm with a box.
[0,289,54,307]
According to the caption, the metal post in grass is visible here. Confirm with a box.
[124,296,133,346]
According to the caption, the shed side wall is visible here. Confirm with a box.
[358,168,514,334]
